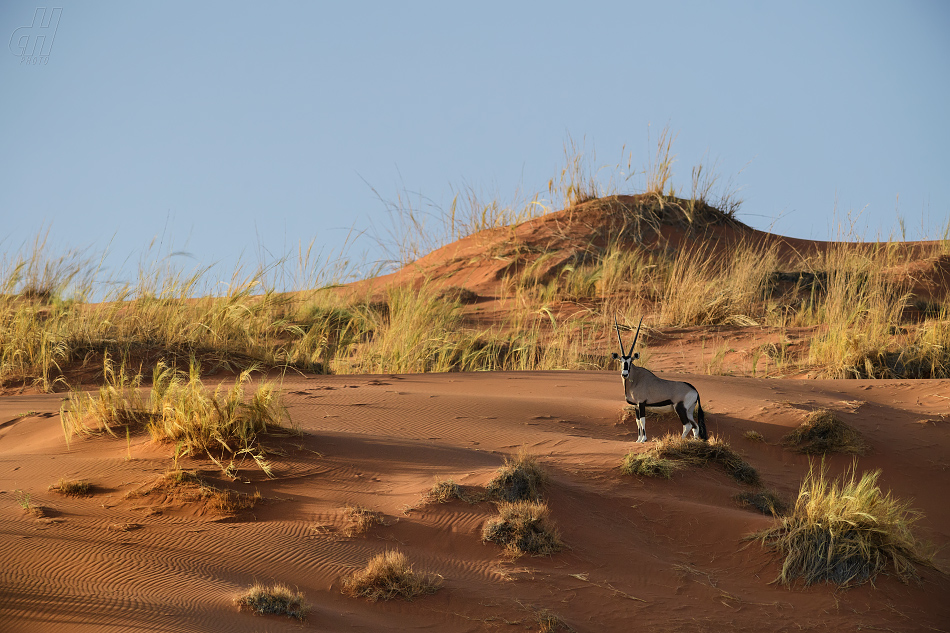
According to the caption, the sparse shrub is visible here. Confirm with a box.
[620,452,675,479]
[49,478,92,496]
[132,469,260,515]
[237,583,310,620]
[744,430,765,442]
[482,501,563,556]
[649,434,760,486]
[422,479,476,504]
[735,489,787,516]
[751,462,936,587]
[437,286,479,304]
[783,409,866,455]
[342,505,384,537]
[341,550,442,601]
[486,450,547,502]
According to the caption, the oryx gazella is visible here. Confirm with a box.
[612,317,708,443]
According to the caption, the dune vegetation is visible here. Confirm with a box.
[751,462,936,587]
[3,133,947,398]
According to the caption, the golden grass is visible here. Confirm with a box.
[751,463,936,587]
[61,358,292,476]
[485,450,547,502]
[342,505,384,537]
[482,501,564,557]
[783,409,866,455]
[620,452,675,479]
[48,478,92,496]
[627,434,760,486]
[236,583,310,620]
[341,550,442,601]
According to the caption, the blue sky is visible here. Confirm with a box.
[2,1,948,291]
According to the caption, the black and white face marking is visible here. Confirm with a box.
[611,352,640,378]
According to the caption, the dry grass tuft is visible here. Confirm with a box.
[735,489,788,516]
[649,434,760,486]
[620,452,675,479]
[132,469,260,515]
[482,501,563,557]
[236,583,310,620]
[341,550,442,601]
[486,450,547,502]
[421,479,478,505]
[751,462,936,587]
[342,505,384,537]
[783,409,866,455]
[535,608,575,632]
[49,478,92,496]
[744,430,766,442]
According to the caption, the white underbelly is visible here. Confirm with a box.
[645,404,676,414]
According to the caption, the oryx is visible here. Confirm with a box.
[612,317,708,443]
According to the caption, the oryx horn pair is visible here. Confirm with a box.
[614,315,643,359]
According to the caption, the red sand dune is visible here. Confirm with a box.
[2,371,948,632]
[3,198,949,631]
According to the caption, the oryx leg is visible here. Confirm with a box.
[675,391,701,438]
[636,402,647,443]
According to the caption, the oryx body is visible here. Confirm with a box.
[613,318,708,443]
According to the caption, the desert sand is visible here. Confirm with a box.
[2,369,948,632]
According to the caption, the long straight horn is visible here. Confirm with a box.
[614,315,626,355]
[629,316,643,356]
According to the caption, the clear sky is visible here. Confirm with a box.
[2,1,948,291]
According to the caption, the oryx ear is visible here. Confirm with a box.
[632,352,640,361]
[611,352,619,360]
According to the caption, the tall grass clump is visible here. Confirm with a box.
[342,551,442,601]
[61,358,291,476]
[236,583,310,620]
[658,241,777,327]
[801,244,911,378]
[751,462,936,587]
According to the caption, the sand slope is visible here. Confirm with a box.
[2,371,948,632]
